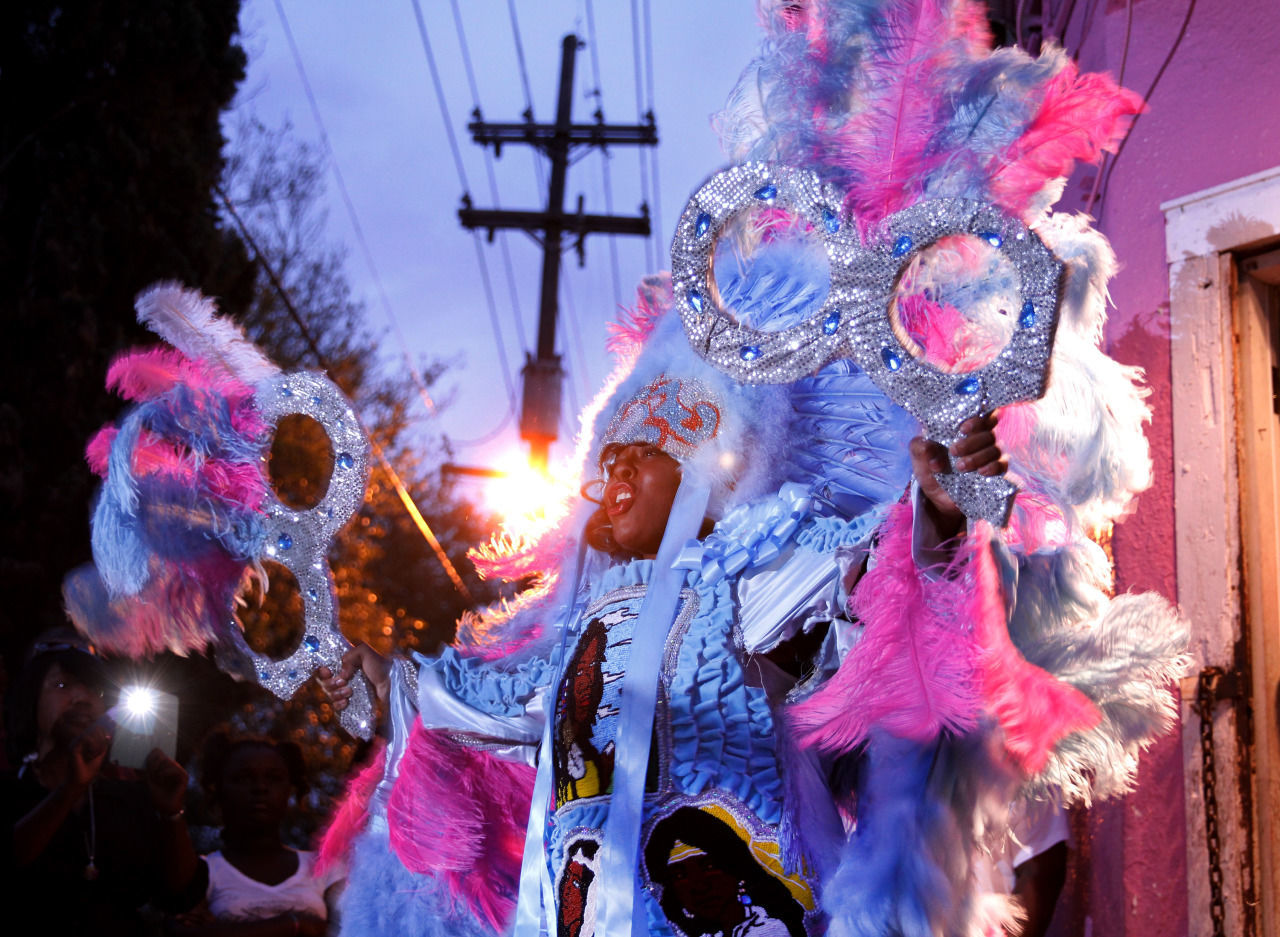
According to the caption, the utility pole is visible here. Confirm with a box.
[460,34,657,471]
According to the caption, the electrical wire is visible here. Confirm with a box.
[583,0,625,306]
[641,0,663,260]
[1086,0,1197,218]
[558,260,588,419]
[272,0,439,419]
[448,405,518,449]
[409,0,521,414]
[505,0,546,192]
[630,0,656,272]
[408,0,472,192]
[450,0,531,355]
[218,185,473,602]
[448,0,483,114]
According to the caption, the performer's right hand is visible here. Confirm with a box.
[318,643,391,710]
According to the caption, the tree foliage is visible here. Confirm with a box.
[221,115,500,662]
[0,1,503,842]
[0,0,254,664]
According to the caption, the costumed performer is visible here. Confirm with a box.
[320,301,1007,937]
[63,1,1190,935]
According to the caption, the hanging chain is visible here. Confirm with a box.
[1194,666,1228,937]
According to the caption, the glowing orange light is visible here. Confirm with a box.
[482,453,574,542]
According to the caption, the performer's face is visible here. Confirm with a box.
[601,443,682,559]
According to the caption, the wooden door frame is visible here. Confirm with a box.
[1163,165,1280,937]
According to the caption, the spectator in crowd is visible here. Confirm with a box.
[1,629,202,936]
[169,730,343,937]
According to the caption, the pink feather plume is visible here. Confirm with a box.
[989,60,1144,217]
[605,274,673,361]
[386,724,535,931]
[315,740,387,876]
[834,0,980,232]
[792,500,982,750]
[968,523,1101,773]
[86,427,117,477]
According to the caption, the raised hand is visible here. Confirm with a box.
[317,643,391,711]
[910,412,1008,535]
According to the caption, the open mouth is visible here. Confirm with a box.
[606,484,634,517]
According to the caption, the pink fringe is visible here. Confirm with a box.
[968,524,1100,773]
[86,427,117,476]
[989,61,1144,217]
[605,274,673,361]
[315,740,387,876]
[387,724,535,932]
[792,501,981,751]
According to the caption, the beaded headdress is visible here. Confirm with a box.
[599,374,723,464]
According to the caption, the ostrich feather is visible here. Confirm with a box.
[338,830,500,937]
[135,282,279,386]
[968,526,1101,774]
[792,500,981,751]
[387,723,535,932]
[989,61,1144,217]
[316,741,388,876]
[835,0,968,230]
[604,274,673,361]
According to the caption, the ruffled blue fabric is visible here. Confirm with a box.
[666,574,787,826]
[795,508,887,554]
[675,482,813,584]
[787,360,917,520]
[675,481,885,589]
[415,646,560,719]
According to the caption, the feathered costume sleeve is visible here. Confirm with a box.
[707,3,1186,935]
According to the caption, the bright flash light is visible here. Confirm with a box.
[483,454,573,541]
[122,686,158,719]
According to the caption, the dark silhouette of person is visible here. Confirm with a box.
[644,806,807,937]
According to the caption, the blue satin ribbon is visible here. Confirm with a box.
[513,532,592,937]
[600,476,712,937]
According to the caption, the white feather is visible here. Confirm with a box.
[134,282,279,385]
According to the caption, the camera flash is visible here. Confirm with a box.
[123,686,157,719]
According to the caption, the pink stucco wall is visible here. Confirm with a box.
[1046,1,1280,934]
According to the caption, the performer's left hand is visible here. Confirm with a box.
[910,411,1007,536]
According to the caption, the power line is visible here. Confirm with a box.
[450,0,531,356]
[1088,0,1197,218]
[408,0,521,414]
[217,185,473,602]
[582,0,625,306]
[448,0,483,114]
[408,0,472,191]
[641,0,664,261]
[558,258,589,415]
[505,0,547,193]
[459,35,655,469]
[630,0,657,271]
[271,0,438,420]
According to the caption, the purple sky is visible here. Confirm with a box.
[229,1,762,477]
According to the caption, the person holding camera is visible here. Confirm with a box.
[1,630,203,936]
